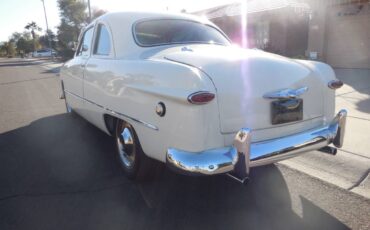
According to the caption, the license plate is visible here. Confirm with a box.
[271,99,303,125]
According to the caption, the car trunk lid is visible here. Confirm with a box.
[164,46,325,135]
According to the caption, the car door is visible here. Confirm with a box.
[63,26,94,113]
[82,23,116,130]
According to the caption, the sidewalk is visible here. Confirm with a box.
[280,68,370,199]
[28,57,64,73]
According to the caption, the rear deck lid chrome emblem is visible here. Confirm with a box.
[263,86,308,100]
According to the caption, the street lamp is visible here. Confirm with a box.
[41,0,53,60]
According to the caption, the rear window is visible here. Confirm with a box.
[134,19,230,47]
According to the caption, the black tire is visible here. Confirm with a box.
[115,119,160,181]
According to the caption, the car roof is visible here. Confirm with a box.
[89,11,211,28]
[84,11,218,59]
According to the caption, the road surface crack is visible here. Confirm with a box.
[348,168,370,191]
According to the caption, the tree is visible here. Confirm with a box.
[16,37,34,54]
[25,21,42,40]
[22,31,32,40]
[0,42,7,56]
[91,7,107,19]
[58,0,87,27]
[0,41,16,57]
[56,0,107,59]
[39,29,57,49]
[8,32,32,55]
[25,21,42,52]
[57,0,87,59]
[10,32,22,42]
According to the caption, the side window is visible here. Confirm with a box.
[94,24,111,56]
[76,27,94,57]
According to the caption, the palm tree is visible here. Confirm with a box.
[25,21,41,40]
[25,22,42,52]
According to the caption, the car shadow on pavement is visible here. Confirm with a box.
[0,114,349,230]
[40,67,61,74]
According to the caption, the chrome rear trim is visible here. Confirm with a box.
[263,86,308,100]
[166,110,347,178]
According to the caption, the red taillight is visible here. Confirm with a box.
[188,91,215,105]
[328,80,344,89]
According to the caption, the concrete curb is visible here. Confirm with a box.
[279,160,370,200]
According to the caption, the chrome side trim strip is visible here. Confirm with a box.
[105,108,159,131]
[64,90,159,131]
[64,89,82,100]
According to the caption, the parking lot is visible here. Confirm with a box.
[0,58,369,230]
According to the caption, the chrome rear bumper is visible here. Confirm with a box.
[166,110,347,179]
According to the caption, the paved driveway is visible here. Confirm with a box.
[281,68,370,198]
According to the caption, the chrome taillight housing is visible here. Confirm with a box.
[328,79,344,89]
[188,91,215,105]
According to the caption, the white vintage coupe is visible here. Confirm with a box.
[60,12,347,183]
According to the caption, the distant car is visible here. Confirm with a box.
[32,49,56,57]
[60,12,347,183]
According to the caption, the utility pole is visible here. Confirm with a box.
[41,0,53,60]
[87,0,92,22]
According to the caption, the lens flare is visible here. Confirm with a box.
[240,0,250,119]
[241,0,248,49]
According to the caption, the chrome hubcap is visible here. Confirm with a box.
[117,127,135,168]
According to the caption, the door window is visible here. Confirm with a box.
[94,24,111,56]
[76,27,94,57]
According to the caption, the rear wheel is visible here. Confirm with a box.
[115,119,158,181]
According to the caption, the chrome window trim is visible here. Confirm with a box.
[131,18,231,48]
[64,90,158,131]
[92,22,116,59]
[75,26,95,58]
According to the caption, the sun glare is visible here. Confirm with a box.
[241,0,248,49]
[240,0,250,115]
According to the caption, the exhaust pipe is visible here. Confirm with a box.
[319,146,337,155]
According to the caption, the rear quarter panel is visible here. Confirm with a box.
[295,60,336,123]
[83,58,224,162]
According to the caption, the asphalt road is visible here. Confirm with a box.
[0,58,369,230]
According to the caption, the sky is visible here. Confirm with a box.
[0,0,235,42]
